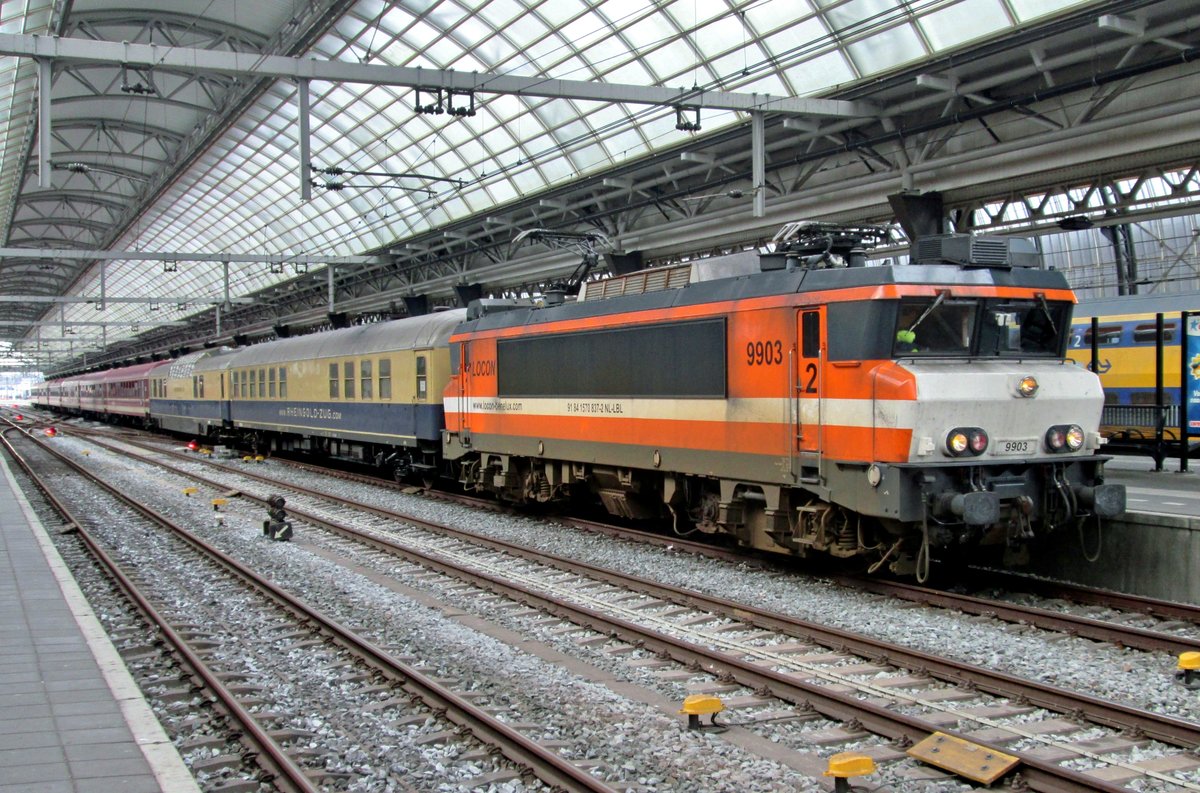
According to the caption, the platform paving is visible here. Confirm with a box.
[0,456,197,793]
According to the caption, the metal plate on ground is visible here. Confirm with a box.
[906,732,1020,784]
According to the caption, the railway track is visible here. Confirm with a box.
[45,425,1200,791]
[2,424,616,793]
[76,423,1200,657]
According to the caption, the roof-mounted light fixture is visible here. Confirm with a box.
[414,87,443,114]
[163,260,178,272]
[446,89,476,117]
[675,106,701,132]
[119,64,156,95]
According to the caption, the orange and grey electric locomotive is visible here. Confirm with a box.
[442,224,1125,578]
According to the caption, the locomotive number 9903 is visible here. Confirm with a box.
[997,438,1034,455]
[747,340,784,366]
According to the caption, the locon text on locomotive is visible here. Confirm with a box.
[471,399,523,412]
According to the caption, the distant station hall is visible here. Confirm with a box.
[2,0,1199,791]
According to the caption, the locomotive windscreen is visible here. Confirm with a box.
[497,318,727,398]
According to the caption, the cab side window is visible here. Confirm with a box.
[329,363,339,398]
[416,355,427,401]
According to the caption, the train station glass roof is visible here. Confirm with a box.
[1,0,1091,368]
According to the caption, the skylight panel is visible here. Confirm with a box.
[918,0,1011,50]
[844,24,927,75]
[1008,0,1090,22]
[601,59,655,87]
[422,36,463,67]
[567,142,610,174]
[639,40,698,83]
[427,2,469,29]
[534,0,587,28]
[504,13,549,49]
[782,49,856,94]
[379,4,417,35]
[477,0,524,28]
[557,15,611,53]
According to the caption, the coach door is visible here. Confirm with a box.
[457,341,473,441]
[795,309,824,460]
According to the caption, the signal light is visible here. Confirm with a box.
[186,440,199,451]
[44,427,57,437]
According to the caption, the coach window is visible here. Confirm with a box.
[379,358,392,400]
[344,361,355,399]
[360,359,373,399]
[1133,323,1176,344]
[279,368,287,399]
[241,370,249,398]
[249,369,256,398]
[198,375,205,399]
[269,368,276,398]
[231,371,238,400]
[329,363,339,398]
[192,376,198,398]
[258,368,266,398]
[1083,325,1123,346]
[416,355,428,400]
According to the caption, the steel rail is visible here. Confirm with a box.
[959,567,1200,625]
[0,427,319,793]
[16,427,617,793]
[833,574,1200,655]
[83,432,1200,752]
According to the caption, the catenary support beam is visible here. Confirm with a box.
[0,296,253,304]
[751,111,765,218]
[298,78,311,201]
[0,247,379,264]
[37,57,51,189]
[0,34,878,118]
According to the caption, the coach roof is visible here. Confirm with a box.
[224,309,466,367]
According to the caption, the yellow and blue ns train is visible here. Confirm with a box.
[1067,291,1200,443]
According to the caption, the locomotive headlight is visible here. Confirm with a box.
[1017,376,1039,397]
[1045,424,1086,452]
[946,428,987,456]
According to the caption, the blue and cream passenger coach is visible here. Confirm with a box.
[222,309,465,477]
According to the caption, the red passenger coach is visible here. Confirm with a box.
[96,361,157,424]
[443,224,1125,579]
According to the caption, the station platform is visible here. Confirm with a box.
[1105,455,1200,518]
[0,456,197,793]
